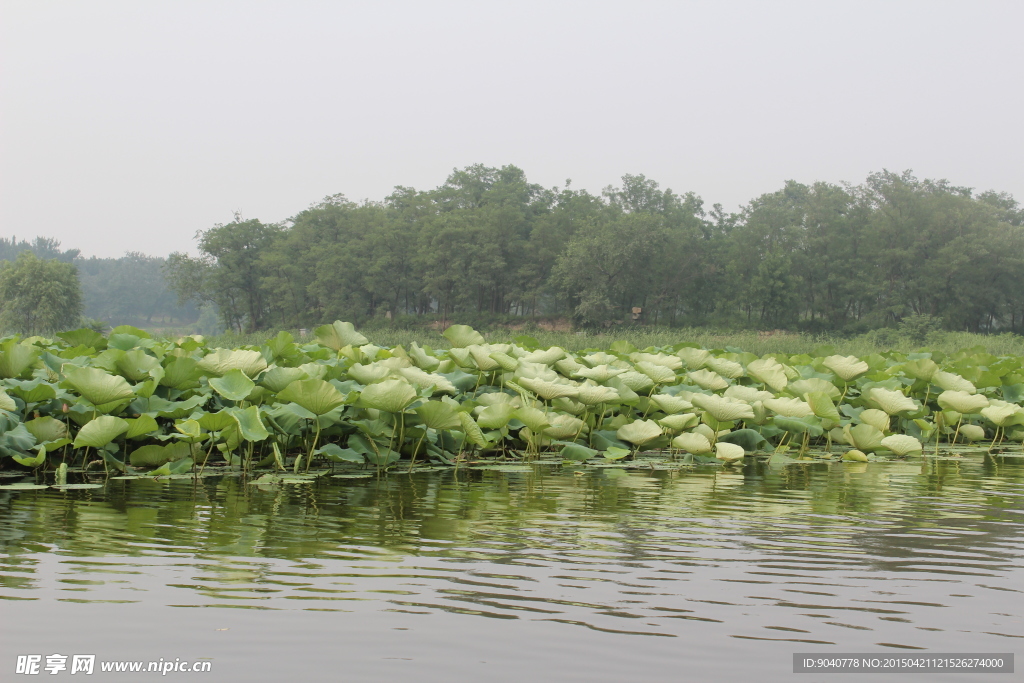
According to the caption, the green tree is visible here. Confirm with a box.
[0,252,83,335]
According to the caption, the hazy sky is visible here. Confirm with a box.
[2,1,1021,259]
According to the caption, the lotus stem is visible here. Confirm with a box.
[951,415,963,448]
[305,420,322,472]
[407,431,427,473]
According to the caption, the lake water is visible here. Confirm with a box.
[1,455,1021,682]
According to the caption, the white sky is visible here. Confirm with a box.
[2,0,1021,258]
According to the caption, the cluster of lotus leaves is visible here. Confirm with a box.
[0,322,1020,476]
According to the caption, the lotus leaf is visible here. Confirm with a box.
[616,419,662,446]
[723,385,773,403]
[124,415,159,439]
[574,364,626,382]
[209,369,257,402]
[147,457,194,476]
[763,397,813,418]
[160,356,203,390]
[686,369,728,391]
[704,357,744,379]
[0,339,39,379]
[746,358,789,391]
[348,362,392,385]
[559,442,598,462]
[936,390,989,414]
[543,413,586,439]
[858,408,890,433]
[959,424,985,441]
[442,324,485,348]
[24,416,67,443]
[933,371,976,394]
[279,379,348,415]
[477,403,517,429]
[789,378,841,400]
[74,416,129,448]
[868,387,918,415]
[517,377,579,401]
[63,366,135,406]
[605,377,640,404]
[575,382,620,405]
[981,401,1024,427]
[880,434,923,455]
[843,423,884,451]
[843,449,869,462]
[691,394,755,422]
[0,389,15,412]
[315,444,364,463]
[224,406,270,441]
[672,432,712,454]
[650,393,692,414]
[903,358,938,382]
[5,378,57,404]
[395,367,457,394]
[459,412,489,448]
[714,442,745,462]
[130,442,192,467]
[57,328,107,350]
[602,446,631,460]
[490,351,520,372]
[804,391,840,421]
[12,445,47,468]
[822,355,869,382]
[634,361,677,385]
[415,401,462,430]
[522,347,566,365]
[675,347,710,369]
[198,349,267,378]
[259,366,309,393]
[658,412,699,431]
[315,320,369,350]
[408,342,441,371]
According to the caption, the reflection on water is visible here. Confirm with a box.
[1,456,1022,682]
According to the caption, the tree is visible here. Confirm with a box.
[0,252,83,335]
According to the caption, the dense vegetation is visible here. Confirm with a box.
[0,238,197,332]
[1,321,1022,484]
[164,165,1024,335]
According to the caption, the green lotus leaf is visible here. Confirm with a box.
[615,371,656,393]
[314,320,369,350]
[0,339,40,379]
[348,362,392,385]
[822,355,869,382]
[868,387,918,416]
[147,456,194,476]
[395,366,458,394]
[675,347,710,370]
[24,416,67,443]
[514,407,552,433]
[5,378,57,404]
[958,424,986,441]
[859,408,890,433]
[209,369,257,402]
[558,442,598,462]
[111,348,161,382]
[788,378,840,400]
[63,366,135,406]
[459,411,489,448]
[415,400,462,430]
[442,324,485,348]
[724,385,775,403]
[659,412,699,431]
[73,416,129,449]
[602,446,631,460]
[198,348,268,378]
[650,393,692,414]
[843,423,884,451]
[144,394,209,419]
[195,411,235,432]
[718,428,769,452]
[804,391,841,421]
[704,357,743,379]
[936,390,989,414]
[160,356,203,390]
[314,443,364,463]
[543,413,586,439]
[933,371,976,394]
[763,397,813,418]
[880,434,923,455]
[124,415,159,439]
[773,415,823,436]
[714,442,745,462]
[465,345,501,371]
[488,351,520,372]
[843,449,869,462]
[130,441,193,467]
[12,445,47,468]
[447,348,473,368]
[672,431,712,454]
[687,369,729,391]
[632,352,683,371]
[981,401,1024,427]
[634,361,677,385]
[57,328,107,350]
[224,406,270,441]
[359,378,416,413]
[575,381,620,406]
[407,342,441,371]
[746,358,789,391]
[476,403,517,429]
[0,388,16,412]
[574,364,626,382]
[517,376,579,401]
[616,419,663,446]
[902,358,938,382]
[521,347,566,366]
[259,366,309,393]
[280,378,348,416]
[691,394,755,422]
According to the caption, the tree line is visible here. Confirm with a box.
[0,238,197,334]
[165,165,1024,335]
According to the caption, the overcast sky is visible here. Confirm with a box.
[2,0,1021,258]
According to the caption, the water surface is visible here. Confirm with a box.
[1,456,1021,682]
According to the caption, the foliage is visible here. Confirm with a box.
[0,252,83,335]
